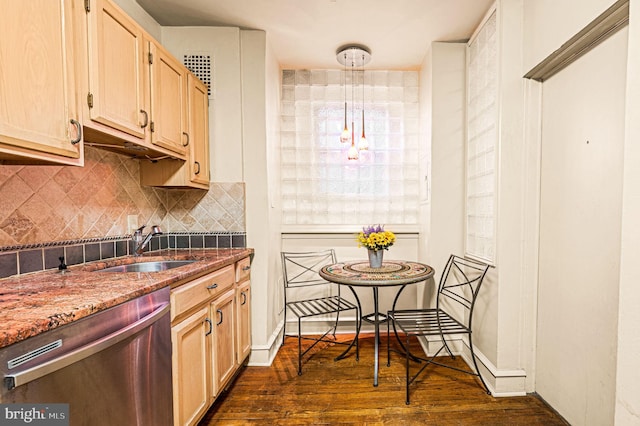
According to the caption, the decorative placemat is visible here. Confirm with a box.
[345,261,409,275]
[321,260,434,286]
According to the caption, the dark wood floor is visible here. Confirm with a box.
[200,334,568,425]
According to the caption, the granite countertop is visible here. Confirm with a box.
[0,248,253,350]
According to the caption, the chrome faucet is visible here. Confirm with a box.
[133,225,163,256]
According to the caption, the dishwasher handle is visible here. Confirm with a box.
[4,301,170,390]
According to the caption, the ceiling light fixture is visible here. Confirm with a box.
[336,45,371,160]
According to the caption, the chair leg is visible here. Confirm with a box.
[282,306,287,347]
[405,332,411,405]
[297,317,303,375]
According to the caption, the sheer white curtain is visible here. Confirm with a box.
[280,69,420,227]
[466,10,497,262]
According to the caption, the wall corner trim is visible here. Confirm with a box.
[524,0,629,82]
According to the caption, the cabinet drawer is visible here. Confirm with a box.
[236,257,251,282]
[171,265,234,321]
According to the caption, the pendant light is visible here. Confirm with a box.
[336,45,371,160]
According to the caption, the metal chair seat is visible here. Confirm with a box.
[391,309,469,336]
[287,296,358,319]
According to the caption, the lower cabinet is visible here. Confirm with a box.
[171,306,210,426]
[170,257,251,426]
[211,288,236,395]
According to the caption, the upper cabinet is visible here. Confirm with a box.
[82,0,190,161]
[1,0,209,170]
[140,74,210,189]
[148,40,188,157]
[85,0,147,139]
[0,0,84,165]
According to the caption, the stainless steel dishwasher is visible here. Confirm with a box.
[0,287,173,426]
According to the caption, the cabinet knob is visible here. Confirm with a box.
[182,132,189,147]
[242,266,251,271]
[206,283,218,290]
[216,309,223,325]
[241,292,247,305]
[194,161,200,175]
[204,318,213,336]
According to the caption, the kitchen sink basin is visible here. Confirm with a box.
[96,260,197,273]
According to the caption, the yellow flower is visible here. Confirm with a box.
[356,225,395,251]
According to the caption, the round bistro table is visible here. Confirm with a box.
[319,260,434,386]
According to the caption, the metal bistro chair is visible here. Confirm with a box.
[281,249,360,375]
[387,254,491,404]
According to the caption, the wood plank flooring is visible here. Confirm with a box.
[199,334,568,425]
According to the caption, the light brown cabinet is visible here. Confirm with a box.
[85,0,146,140]
[0,0,84,165]
[211,288,236,394]
[171,306,210,426]
[82,0,189,161]
[236,258,252,363]
[139,74,210,189]
[170,257,251,426]
[147,39,188,157]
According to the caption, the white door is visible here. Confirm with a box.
[536,28,627,426]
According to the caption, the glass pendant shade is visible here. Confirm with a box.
[348,122,358,160]
[340,102,350,143]
[359,110,368,150]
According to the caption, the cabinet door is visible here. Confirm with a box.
[172,306,210,426]
[236,279,252,364]
[149,40,187,157]
[0,0,82,164]
[188,74,210,185]
[87,0,147,138]
[211,288,236,395]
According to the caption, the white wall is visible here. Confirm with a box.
[418,42,467,308]
[240,30,284,365]
[161,27,244,182]
[537,27,627,426]
[616,2,640,423]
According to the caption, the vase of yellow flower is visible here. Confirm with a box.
[357,225,396,268]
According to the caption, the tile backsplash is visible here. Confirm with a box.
[0,146,245,248]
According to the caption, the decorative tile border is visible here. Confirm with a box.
[0,232,247,279]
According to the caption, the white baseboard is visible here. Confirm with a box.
[247,319,284,366]
[417,335,527,397]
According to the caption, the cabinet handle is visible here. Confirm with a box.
[242,266,251,271]
[70,119,82,145]
[241,292,247,306]
[216,309,223,326]
[140,110,149,128]
[206,283,218,290]
[182,132,189,147]
[194,161,201,175]
[204,318,213,336]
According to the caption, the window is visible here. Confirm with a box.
[280,69,419,227]
[466,10,497,262]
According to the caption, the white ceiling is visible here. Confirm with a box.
[135,0,494,70]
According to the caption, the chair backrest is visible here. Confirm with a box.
[281,249,338,290]
[436,255,490,324]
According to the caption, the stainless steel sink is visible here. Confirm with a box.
[96,260,197,273]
